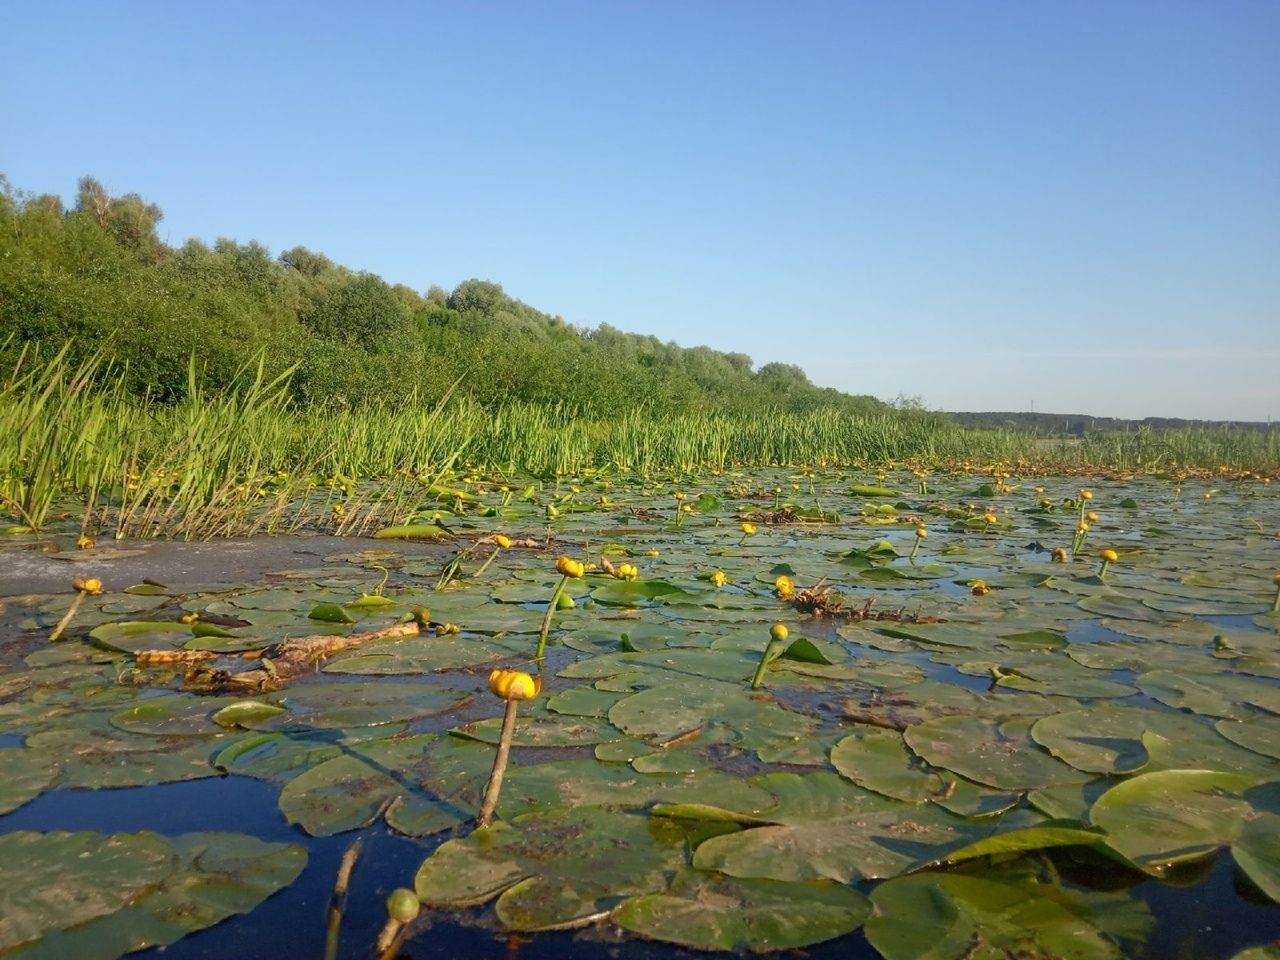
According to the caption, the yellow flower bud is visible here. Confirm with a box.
[72,577,103,595]
[1080,490,1093,500]
[710,570,727,588]
[915,527,927,538]
[1086,511,1098,522]
[494,534,512,549]
[488,668,541,701]
[970,580,990,596]
[770,624,789,642]
[1051,547,1069,562]
[1100,549,1118,563]
[555,556,585,578]
[740,522,757,536]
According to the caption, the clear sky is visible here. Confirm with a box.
[2,1,1277,420]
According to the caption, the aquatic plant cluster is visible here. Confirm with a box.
[1,464,1278,957]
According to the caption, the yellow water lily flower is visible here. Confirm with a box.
[72,576,103,596]
[770,624,789,642]
[740,523,757,536]
[710,570,728,588]
[489,668,541,701]
[774,574,795,599]
[1051,547,1069,562]
[494,534,512,549]
[970,580,990,596]
[555,556,585,578]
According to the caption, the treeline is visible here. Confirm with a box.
[0,174,888,417]
[949,411,1273,435]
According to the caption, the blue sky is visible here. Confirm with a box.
[3,1,1277,420]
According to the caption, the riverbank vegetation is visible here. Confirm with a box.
[2,174,1277,538]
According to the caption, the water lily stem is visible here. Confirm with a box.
[49,592,87,642]
[750,641,778,691]
[534,575,569,666]
[323,838,362,960]
[1273,586,1280,613]
[477,698,520,828]
[472,547,501,579]
[375,919,405,959]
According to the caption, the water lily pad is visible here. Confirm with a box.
[11,831,306,960]
[453,714,622,747]
[88,620,191,654]
[250,681,473,731]
[830,731,943,802]
[0,748,58,814]
[415,806,689,930]
[866,869,1151,960]
[324,634,530,674]
[687,771,986,883]
[1030,707,1150,775]
[1216,717,1280,760]
[613,871,871,951]
[1233,812,1280,903]
[905,715,1081,791]
[1088,769,1260,872]
[0,830,177,953]
[608,678,815,752]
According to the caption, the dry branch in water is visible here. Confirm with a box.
[132,622,419,692]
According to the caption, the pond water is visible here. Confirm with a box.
[1,468,1277,959]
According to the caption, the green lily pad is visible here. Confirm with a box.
[415,806,689,930]
[687,771,986,883]
[0,829,306,959]
[608,678,815,752]
[1216,717,1280,760]
[1088,769,1261,872]
[88,621,192,654]
[308,602,357,624]
[830,731,943,802]
[613,871,871,951]
[905,715,1081,791]
[866,869,1152,960]
[1030,707,1150,775]
[1233,812,1280,903]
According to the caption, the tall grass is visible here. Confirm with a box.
[1,350,1276,538]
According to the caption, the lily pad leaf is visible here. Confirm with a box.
[781,637,833,664]
[308,602,356,624]
[1030,708,1150,775]
[613,872,871,951]
[867,870,1152,960]
[415,807,689,930]
[1233,812,1280,903]
[905,715,1080,791]
[211,700,288,729]
[373,524,452,540]
[917,825,1122,870]
[830,731,943,803]
[0,831,306,960]
[1088,769,1261,872]
[89,621,191,654]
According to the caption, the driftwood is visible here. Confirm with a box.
[226,621,419,690]
[132,622,419,692]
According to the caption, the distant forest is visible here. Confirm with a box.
[0,174,889,417]
[949,411,1274,435]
